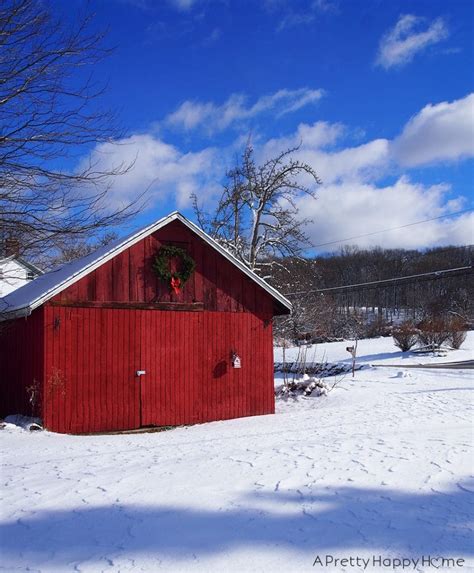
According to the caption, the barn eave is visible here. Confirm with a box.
[0,211,292,320]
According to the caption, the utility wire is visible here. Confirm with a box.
[311,208,474,249]
[285,265,473,296]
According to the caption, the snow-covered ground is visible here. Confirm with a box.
[1,335,473,572]
[274,333,474,366]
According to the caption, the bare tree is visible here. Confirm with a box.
[43,232,119,269]
[192,142,320,272]
[0,0,138,262]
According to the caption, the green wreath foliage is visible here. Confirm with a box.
[152,245,196,285]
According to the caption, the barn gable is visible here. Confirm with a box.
[0,212,291,318]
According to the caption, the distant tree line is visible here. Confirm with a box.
[268,245,473,342]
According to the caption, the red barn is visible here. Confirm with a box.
[0,212,291,433]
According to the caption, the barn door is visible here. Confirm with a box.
[139,310,202,427]
[44,306,142,434]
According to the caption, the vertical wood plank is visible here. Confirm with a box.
[129,241,145,302]
[112,249,129,301]
[144,235,159,303]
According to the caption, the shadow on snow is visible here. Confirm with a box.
[1,481,473,564]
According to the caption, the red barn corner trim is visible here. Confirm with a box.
[0,211,292,320]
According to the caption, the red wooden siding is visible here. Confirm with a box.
[141,310,274,427]
[0,308,44,419]
[1,217,281,433]
[40,306,273,433]
[52,219,278,316]
[42,305,141,433]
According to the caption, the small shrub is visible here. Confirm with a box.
[366,316,391,338]
[447,316,468,349]
[451,329,467,350]
[417,317,450,348]
[392,321,419,352]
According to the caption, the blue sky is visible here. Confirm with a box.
[59,0,473,252]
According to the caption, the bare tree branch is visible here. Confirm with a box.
[193,141,320,271]
[0,0,141,263]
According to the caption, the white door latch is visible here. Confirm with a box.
[136,370,146,377]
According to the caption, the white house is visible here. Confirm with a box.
[0,256,43,297]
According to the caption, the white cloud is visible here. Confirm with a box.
[376,14,449,69]
[392,93,474,167]
[312,139,390,184]
[262,121,345,153]
[252,107,473,251]
[295,121,345,148]
[203,27,221,44]
[112,0,200,10]
[79,93,472,252]
[261,122,390,184]
[168,0,200,11]
[297,178,473,251]
[264,0,338,31]
[81,134,221,209]
[164,88,325,134]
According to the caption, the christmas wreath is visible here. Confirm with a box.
[152,245,195,294]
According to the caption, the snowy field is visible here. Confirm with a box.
[1,334,473,573]
[273,333,474,367]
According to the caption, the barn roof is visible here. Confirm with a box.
[0,212,292,319]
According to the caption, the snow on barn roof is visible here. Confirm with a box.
[0,255,43,276]
[0,211,292,319]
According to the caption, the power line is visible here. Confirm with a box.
[285,265,473,296]
[311,208,474,250]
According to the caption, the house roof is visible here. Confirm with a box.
[0,255,43,276]
[0,211,292,319]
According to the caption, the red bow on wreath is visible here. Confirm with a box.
[170,276,181,294]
